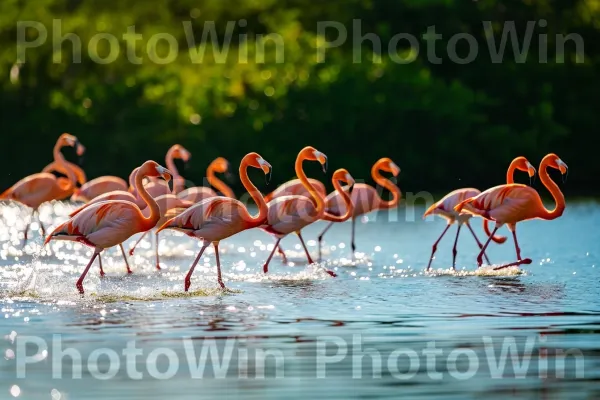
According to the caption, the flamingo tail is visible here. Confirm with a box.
[44,220,70,245]
[0,187,13,200]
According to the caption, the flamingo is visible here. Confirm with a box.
[261,158,355,277]
[156,152,272,291]
[1,133,83,244]
[144,144,191,198]
[423,156,536,271]
[44,160,172,294]
[70,192,193,273]
[42,144,87,198]
[316,157,401,260]
[177,157,235,202]
[454,153,567,270]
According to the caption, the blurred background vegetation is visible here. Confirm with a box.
[1,0,597,196]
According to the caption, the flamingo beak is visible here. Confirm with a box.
[527,162,536,178]
[345,173,355,187]
[157,166,173,182]
[557,159,568,175]
[75,141,86,156]
[390,162,401,177]
[257,158,272,184]
[313,151,327,173]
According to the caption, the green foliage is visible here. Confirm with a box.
[1,0,596,194]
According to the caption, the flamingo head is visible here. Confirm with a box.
[141,161,172,183]
[333,168,355,188]
[545,153,568,175]
[245,153,272,184]
[378,158,401,176]
[514,156,536,178]
[171,144,191,163]
[58,133,80,150]
[301,146,328,173]
[211,157,231,174]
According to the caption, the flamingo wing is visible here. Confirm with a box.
[158,197,250,242]
[457,184,539,224]
[47,201,146,248]
[2,173,61,208]
[265,178,326,202]
[262,195,318,235]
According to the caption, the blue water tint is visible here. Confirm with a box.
[0,200,599,399]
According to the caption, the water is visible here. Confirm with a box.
[1,200,599,399]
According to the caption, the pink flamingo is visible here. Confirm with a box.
[157,152,272,291]
[260,155,355,277]
[44,160,172,294]
[1,133,84,244]
[70,192,192,274]
[42,145,87,198]
[316,158,401,260]
[177,157,235,202]
[144,144,191,198]
[454,153,567,270]
[423,156,536,270]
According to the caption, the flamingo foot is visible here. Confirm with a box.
[263,264,269,274]
[493,258,532,271]
[218,279,226,289]
[476,254,484,267]
[128,248,135,256]
[126,267,133,274]
[156,264,161,271]
[184,278,191,292]
[76,281,84,294]
[99,269,105,277]
[326,269,337,277]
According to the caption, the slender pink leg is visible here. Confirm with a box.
[298,231,337,277]
[318,221,334,261]
[98,254,105,277]
[119,244,132,274]
[350,217,356,256]
[263,238,281,274]
[184,243,209,292]
[477,226,499,267]
[426,224,451,271]
[155,232,161,270]
[465,222,491,264]
[509,225,522,260]
[77,251,100,294]
[128,231,149,256]
[214,242,225,289]
[277,244,288,264]
[22,208,37,247]
[451,225,462,270]
[493,258,532,270]
[296,231,314,264]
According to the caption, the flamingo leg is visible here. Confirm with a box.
[184,243,209,292]
[22,208,38,247]
[296,231,314,264]
[214,242,225,289]
[426,224,451,271]
[508,224,522,260]
[451,225,462,270]
[128,231,149,256]
[317,221,334,261]
[493,258,532,270]
[465,222,491,265]
[77,251,100,294]
[477,226,499,267]
[277,244,288,264]
[297,231,337,277]
[263,238,281,274]
[155,232,161,270]
[119,244,132,274]
[351,217,356,256]
[98,254,105,277]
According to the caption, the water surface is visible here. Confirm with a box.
[1,200,599,399]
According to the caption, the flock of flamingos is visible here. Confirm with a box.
[0,134,568,294]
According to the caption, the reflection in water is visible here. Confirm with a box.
[0,201,599,398]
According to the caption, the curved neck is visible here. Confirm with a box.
[296,156,324,217]
[323,179,353,222]
[136,169,161,230]
[207,165,234,198]
[53,140,76,192]
[536,158,565,220]
[240,161,268,228]
[165,148,183,194]
[372,164,401,209]
[506,160,521,184]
